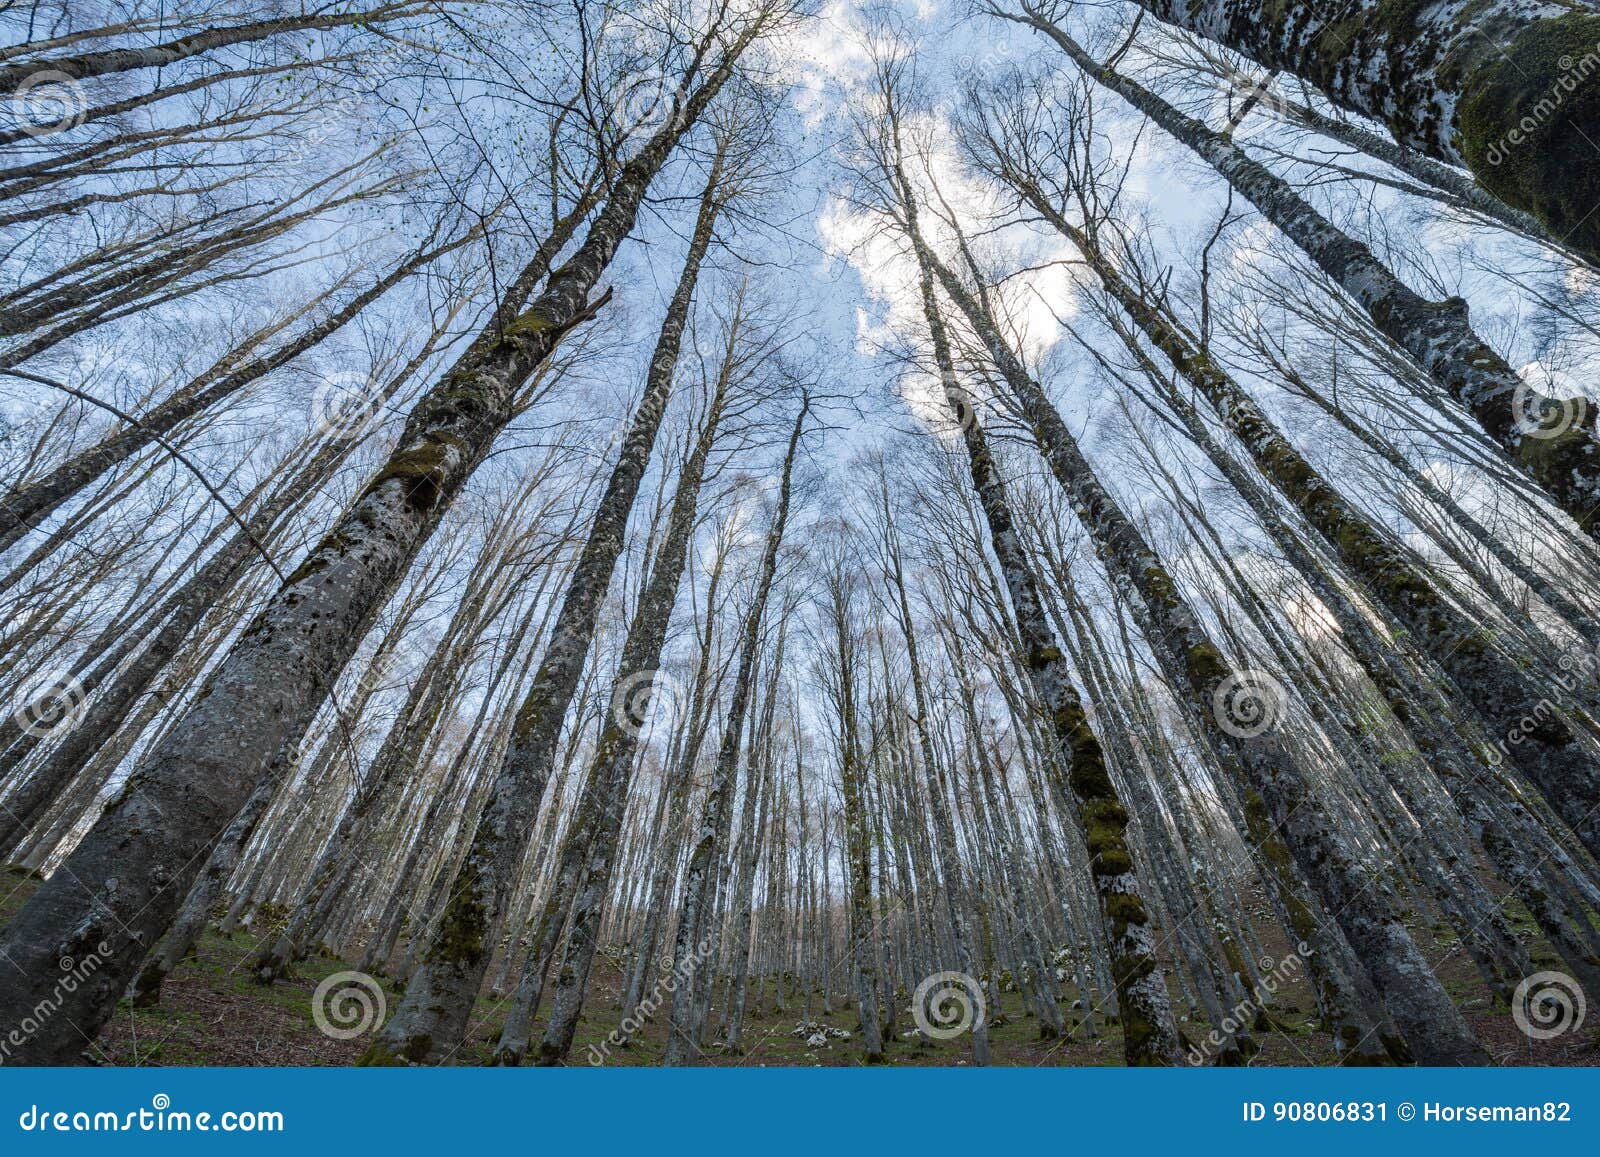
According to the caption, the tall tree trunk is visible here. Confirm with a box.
[1009,0,1600,257]
[0,230,480,556]
[497,303,736,1065]
[0,22,767,1062]
[1008,184,1600,864]
[0,5,430,95]
[366,127,746,1064]
[1003,9,1600,540]
[899,205,1487,1064]
[908,247,1180,1063]
[662,398,809,1065]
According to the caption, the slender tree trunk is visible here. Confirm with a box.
[0,5,428,95]
[0,231,479,556]
[366,128,745,1063]
[662,398,809,1065]
[0,25,767,1062]
[901,208,1487,1064]
[1010,0,1600,256]
[907,246,1180,1063]
[500,300,736,1065]
[1005,10,1600,540]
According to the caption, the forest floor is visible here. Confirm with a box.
[4,867,1597,1066]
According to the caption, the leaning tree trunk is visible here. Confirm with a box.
[909,249,1180,1064]
[662,398,809,1066]
[495,315,734,1065]
[0,230,479,557]
[366,139,737,1065]
[1009,0,1600,258]
[885,124,1395,1065]
[0,22,767,1063]
[0,5,429,95]
[127,738,298,1006]
[902,207,1488,1064]
[878,481,993,1065]
[1008,10,1600,542]
[1018,191,1600,864]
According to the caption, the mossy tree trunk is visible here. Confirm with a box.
[906,247,1181,1063]
[0,16,770,1065]
[995,157,1600,867]
[366,128,742,1065]
[496,292,738,1066]
[898,200,1488,1062]
[0,4,433,95]
[1001,0,1600,259]
[662,398,809,1066]
[1003,7,1600,542]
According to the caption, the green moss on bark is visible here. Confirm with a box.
[1458,14,1600,255]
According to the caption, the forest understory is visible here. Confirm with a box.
[5,867,1594,1067]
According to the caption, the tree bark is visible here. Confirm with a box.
[0,20,767,1062]
[1011,0,1600,257]
[1005,8,1600,541]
